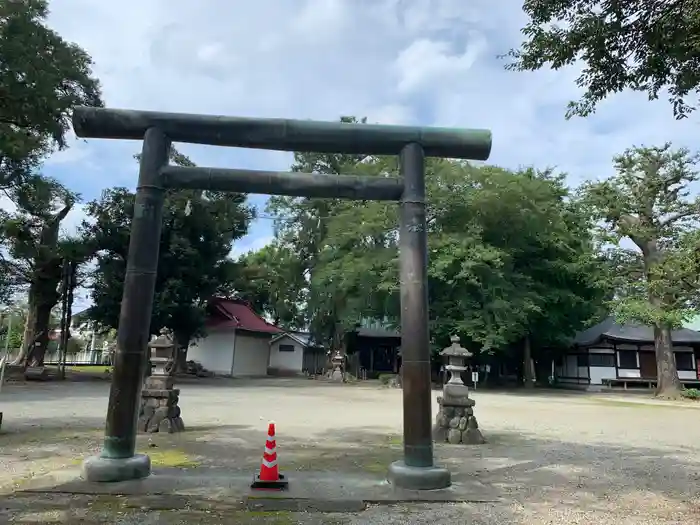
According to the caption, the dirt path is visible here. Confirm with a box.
[1,380,700,523]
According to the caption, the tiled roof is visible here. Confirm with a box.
[270,331,324,348]
[574,316,700,346]
[206,298,281,334]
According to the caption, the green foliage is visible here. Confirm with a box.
[83,149,254,343]
[0,174,83,290]
[0,310,25,350]
[378,373,397,386]
[0,0,103,189]
[229,243,306,329]
[681,388,700,400]
[264,121,605,357]
[425,163,605,353]
[579,144,700,328]
[507,0,700,119]
[267,120,375,345]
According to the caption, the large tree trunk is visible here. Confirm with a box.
[654,325,683,398]
[523,336,535,388]
[10,203,71,367]
[10,286,53,366]
[174,331,190,373]
[633,234,683,399]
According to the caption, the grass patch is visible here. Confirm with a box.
[138,448,200,468]
[385,434,403,446]
[68,448,200,468]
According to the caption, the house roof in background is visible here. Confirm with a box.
[206,298,281,334]
[270,331,324,348]
[574,316,700,346]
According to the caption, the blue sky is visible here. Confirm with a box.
[7,0,699,301]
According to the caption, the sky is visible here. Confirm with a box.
[5,0,700,308]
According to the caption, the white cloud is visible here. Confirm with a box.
[35,0,698,264]
[394,36,487,94]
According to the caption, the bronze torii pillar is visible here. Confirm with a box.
[73,107,492,490]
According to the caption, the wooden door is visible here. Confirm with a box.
[639,352,657,379]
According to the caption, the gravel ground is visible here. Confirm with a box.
[1,379,700,524]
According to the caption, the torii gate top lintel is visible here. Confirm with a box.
[72,106,492,161]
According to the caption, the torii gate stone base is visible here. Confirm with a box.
[73,107,492,491]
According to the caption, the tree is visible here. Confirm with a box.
[267,137,605,377]
[0,304,26,353]
[0,0,102,190]
[83,150,253,364]
[579,143,700,398]
[506,0,700,119]
[267,118,374,348]
[0,174,85,365]
[423,162,605,387]
[230,243,306,329]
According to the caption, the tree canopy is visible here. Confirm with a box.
[0,174,84,365]
[82,150,254,351]
[0,0,102,190]
[261,140,607,360]
[228,243,306,330]
[580,144,700,396]
[507,0,700,119]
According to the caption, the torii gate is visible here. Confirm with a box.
[72,107,492,490]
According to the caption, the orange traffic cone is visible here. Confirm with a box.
[251,422,288,490]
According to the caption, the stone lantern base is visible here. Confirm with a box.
[433,393,485,445]
[137,376,185,433]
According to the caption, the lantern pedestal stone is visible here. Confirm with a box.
[137,329,185,433]
[433,336,485,445]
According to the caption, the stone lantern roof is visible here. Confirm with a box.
[439,335,472,359]
[149,328,174,350]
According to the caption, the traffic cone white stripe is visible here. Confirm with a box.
[262,458,278,468]
[265,446,275,455]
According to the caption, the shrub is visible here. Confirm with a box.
[378,374,394,386]
[681,388,700,400]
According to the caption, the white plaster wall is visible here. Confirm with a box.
[232,332,271,377]
[679,370,697,380]
[187,329,234,375]
[618,368,641,378]
[269,338,304,372]
[589,366,616,385]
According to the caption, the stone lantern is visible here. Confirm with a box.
[432,335,485,445]
[441,334,472,386]
[137,328,185,433]
[330,350,345,382]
